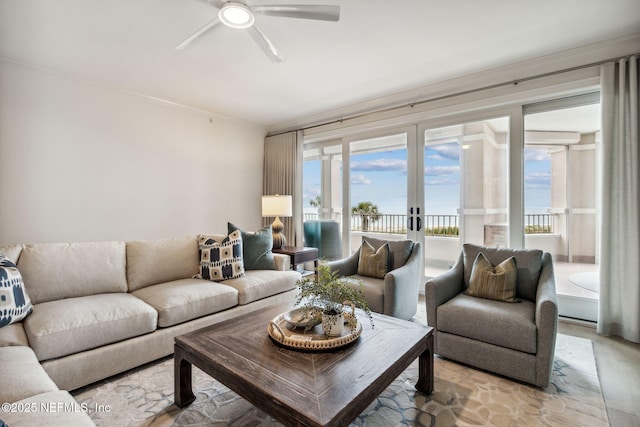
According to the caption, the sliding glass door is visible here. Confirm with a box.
[524,94,600,321]
[420,116,511,276]
[345,128,425,254]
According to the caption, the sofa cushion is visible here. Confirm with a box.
[195,231,245,282]
[126,236,199,292]
[132,278,238,327]
[462,243,543,302]
[0,255,33,327]
[0,323,29,347]
[363,237,413,270]
[228,223,276,270]
[1,390,95,426]
[222,270,300,305]
[24,293,157,361]
[437,293,537,354]
[464,253,518,302]
[357,240,389,279]
[0,346,58,404]
[0,244,23,264]
[17,241,127,304]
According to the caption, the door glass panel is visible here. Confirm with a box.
[303,144,343,260]
[524,102,600,321]
[423,117,509,277]
[349,133,408,251]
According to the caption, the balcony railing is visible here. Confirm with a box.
[524,214,554,234]
[304,212,554,236]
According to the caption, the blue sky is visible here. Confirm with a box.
[303,145,551,215]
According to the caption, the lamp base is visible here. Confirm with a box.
[271,216,287,249]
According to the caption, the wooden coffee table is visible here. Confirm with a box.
[174,303,433,427]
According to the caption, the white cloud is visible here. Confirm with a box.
[351,173,372,185]
[350,159,406,172]
[427,144,460,161]
[425,165,460,176]
[525,172,551,188]
[525,148,551,162]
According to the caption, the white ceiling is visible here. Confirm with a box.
[1,0,639,128]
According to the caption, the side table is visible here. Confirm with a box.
[272,246,318,276]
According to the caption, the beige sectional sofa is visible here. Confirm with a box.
[0,235,301,426]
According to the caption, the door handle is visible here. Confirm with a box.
[408,216,413,231]
[417,216,422,231]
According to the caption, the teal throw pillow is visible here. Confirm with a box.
[228,223,276,270]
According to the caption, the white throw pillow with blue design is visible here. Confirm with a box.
[0,253,33,327]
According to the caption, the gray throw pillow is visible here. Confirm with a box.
[228,223,276,270]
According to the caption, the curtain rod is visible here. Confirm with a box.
[269,53,638,138]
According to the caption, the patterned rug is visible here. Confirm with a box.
[72,332,608,426]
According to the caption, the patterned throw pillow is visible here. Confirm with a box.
[0,253,33,327]
[194,230,245,282]
[464,252,518,302]
[357,240,390,279]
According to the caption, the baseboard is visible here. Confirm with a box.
[559,316,597,328]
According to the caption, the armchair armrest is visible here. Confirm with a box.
[326,248,360,277]
[534,252,558,387]
[383,242,423,320]
[424,252,464,328]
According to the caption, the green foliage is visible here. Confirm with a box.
[309,195,321,208]
[295,264,374,331]
[426,226,460,236]
[351,201,380,232]
[525,225,552,234]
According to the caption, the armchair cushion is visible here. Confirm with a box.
[462,243,543,302]
[464,252,518,302]
[437,293,537,354]
[357,240,389,279]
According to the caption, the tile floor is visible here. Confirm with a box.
[415,295,640,427]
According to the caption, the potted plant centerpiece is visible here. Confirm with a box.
[295,264,373,337]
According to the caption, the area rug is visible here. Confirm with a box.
[72,333,608,426]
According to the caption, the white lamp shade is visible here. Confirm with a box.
[262,195,292,217]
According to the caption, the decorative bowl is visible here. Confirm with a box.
[283,307,322,329]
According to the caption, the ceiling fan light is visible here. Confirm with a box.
[219,2,255,29]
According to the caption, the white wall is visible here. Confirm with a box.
[0,60,266,245]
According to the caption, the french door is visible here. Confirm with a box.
[344,127,424,256]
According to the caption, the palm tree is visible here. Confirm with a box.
[352,201,380,232]
[309,195,321,213]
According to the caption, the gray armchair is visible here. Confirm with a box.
[327,237,423,320]
[425,243,558,387]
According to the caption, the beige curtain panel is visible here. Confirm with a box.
[263,131,304,247]
[598,55,639,343]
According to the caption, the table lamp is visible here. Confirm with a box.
[262,195,292,249]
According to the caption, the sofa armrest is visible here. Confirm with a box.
[534,252,558,387]
[326,248,360,277]
[424,252,464,328]
[272,253,291,271]
[383,242,422,320]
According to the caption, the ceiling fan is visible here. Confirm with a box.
[176,1,340,63]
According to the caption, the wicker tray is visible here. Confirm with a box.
[267,310,362,351]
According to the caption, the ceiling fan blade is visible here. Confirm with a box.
[248,25,284,63]
[176,17,221,50]
[252,5,340,22]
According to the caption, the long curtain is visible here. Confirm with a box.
[598,56,640,343]
[263,131,303,246]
